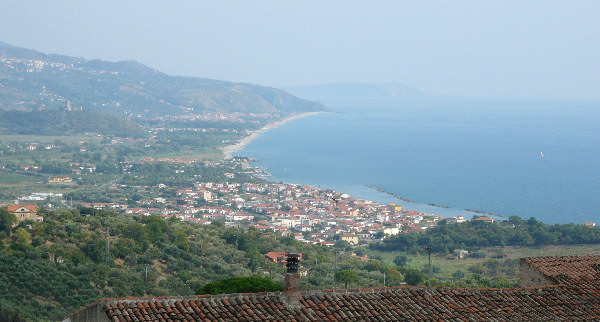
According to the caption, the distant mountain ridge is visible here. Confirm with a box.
[286,82,424,106]
[0,42,326,117]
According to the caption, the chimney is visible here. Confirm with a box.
[284,253,301,306]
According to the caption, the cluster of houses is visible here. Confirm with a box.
[144,111,277,123]
[133,157,199,165]
[82,180,450,246]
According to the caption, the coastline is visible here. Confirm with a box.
[221,111,324,159]
[221,110,503,222]
[363,184,504,220]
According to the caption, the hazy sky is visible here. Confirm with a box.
[1,1,599,99]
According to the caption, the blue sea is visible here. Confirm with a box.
[238,98,600,224]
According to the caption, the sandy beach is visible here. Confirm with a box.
[221,111,324,159]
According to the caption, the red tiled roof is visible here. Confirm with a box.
[66,255,600,321]
[523,255,600,281]
[88,285,600,321]
[6,204,37,212]
[264,252,287,261]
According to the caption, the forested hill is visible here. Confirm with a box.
[0,42,326,117]
[0,110,146,137]
[0,207,398,321]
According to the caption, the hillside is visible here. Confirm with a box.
[0,207,397,321]
[0,110,146,137]
[0,42,326,117]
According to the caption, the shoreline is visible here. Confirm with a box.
[221,111,325,159]
[364,184,505,220]
[220,111,501,221]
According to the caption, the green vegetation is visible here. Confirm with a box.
[0,208,16,235]
[0,134,102,144]
[3,41,600,321]
[373,216,600,254]
[0,207,403,321]
[0,110,146,137]
[335,270,359,289]
[0,122,257,202]
[196,276,284,295]
[393,255,408,267]
[366,216,600,288]
[403,268,425,286]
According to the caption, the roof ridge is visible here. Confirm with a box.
[94,283,574,304]
[524,254,600,261]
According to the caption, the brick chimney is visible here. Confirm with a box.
[284,253,301,306]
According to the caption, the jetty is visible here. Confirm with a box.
[365,184,415,203]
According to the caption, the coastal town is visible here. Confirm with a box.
[4,155,460,247]
[3,7,600,320]
[0,106,477,249]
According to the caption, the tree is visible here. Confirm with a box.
[12,227,32,251]
[336,270,359,289]
[354,247,368,256]
[393,255,408,267]
[15,228,30,245]
[144,215,168,242]
[508,216,523,226]
[196,276,283,295]
[421,264,440,274]
[404,268,425,286]
[248,250,266,274]
[31,236,45,247]
[383,268,403,286]
[0,207,17,234]
[31,221,46,237]
[452,270,465,280]
[334,240,351,251]
[173,230,190,251]
[123,223,149,244]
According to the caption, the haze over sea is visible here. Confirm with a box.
[239,98,600,224]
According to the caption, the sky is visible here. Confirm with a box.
[1,1,599,99]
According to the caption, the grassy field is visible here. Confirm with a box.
[0,171,43,184]
[369,244,600,280]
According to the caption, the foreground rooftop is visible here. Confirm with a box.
[65,255,600,321]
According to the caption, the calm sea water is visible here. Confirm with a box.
[239,98,600,224]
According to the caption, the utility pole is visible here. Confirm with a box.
[424,246,432,287]
[383,271,386,287]
[334,251,338,289]
[106,227,110,266]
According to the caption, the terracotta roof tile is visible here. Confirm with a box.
[524,255,600,281]
[65,256,600,321]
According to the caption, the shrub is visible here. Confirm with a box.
[196,276,283,295]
